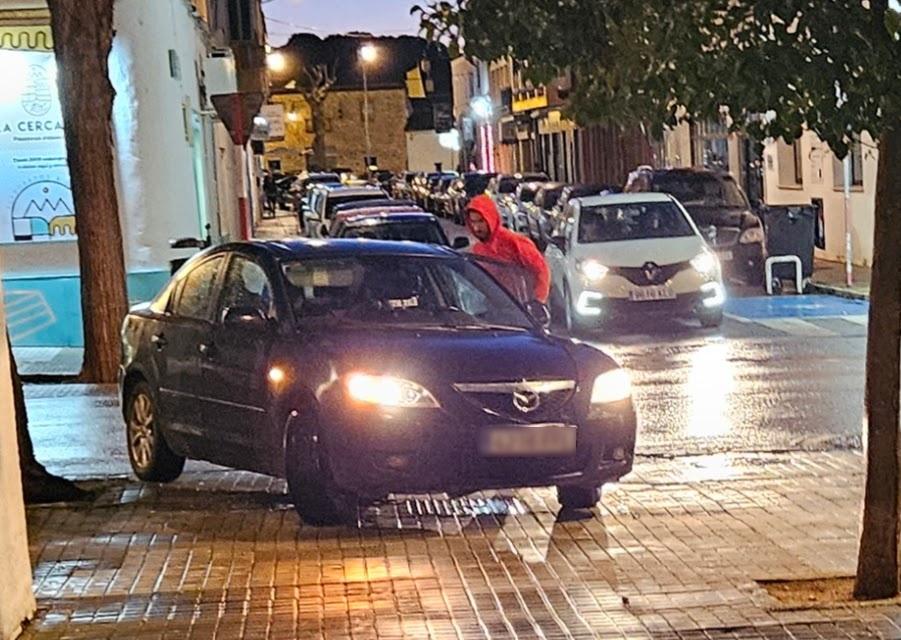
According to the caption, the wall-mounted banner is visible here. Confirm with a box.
[0,49,73,244]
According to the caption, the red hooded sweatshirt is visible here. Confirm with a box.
[465,195,551,303]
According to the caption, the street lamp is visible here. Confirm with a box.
[266,51,286,73]
[358,43,378,169]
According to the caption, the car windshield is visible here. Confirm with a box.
[463,174,493,196]
[578,201,696,243]
[541,188,563,209]
[340,221,447,245]
[652,175,748,208]
[518,186,538,203]
[282,255,533,330]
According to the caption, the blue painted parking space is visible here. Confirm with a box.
[725,294,869,320]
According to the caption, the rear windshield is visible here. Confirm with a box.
[340,221,447,245]
[578,201,695,243]
[325,193,385,217]
[652,175,748,208]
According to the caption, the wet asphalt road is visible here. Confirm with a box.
[24,290,867,479]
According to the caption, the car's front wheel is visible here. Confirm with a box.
[557,485,601,510]
[125,380,185,482]
[285,419,350,526]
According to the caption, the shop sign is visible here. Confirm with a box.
[0,50,74,244]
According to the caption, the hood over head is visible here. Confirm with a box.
[465,194,501,239]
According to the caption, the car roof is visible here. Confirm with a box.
[575,192,675,207]
[248,238,456,260]
[650,167,732,179]
[325,187,386,197]
[344,211,438,226]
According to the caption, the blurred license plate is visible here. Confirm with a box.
[718,250,734,261]
[630,285,676,302]
[481,425,577,457]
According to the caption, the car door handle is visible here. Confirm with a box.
[151,333,167,349]
[198,342,217,358]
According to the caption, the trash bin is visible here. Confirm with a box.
[761,205,816,281]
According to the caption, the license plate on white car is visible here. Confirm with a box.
[629,285,676,302]
[480,424,577,457]
[718,250,734,261]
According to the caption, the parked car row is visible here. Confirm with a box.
[298,181,469,250]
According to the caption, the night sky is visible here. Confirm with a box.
[263,0,422,45]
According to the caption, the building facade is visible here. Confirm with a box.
[0,0,266,348]
[454,56,654,186]
[265,34,454,175]
[266,88,410,174]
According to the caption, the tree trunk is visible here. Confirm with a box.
[8,332,88,504]
[854,123,901,599]
[48,0,128,384]
[310,99,328,171]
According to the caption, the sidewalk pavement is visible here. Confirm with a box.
[18,387,901,639]
[811,258,871,300]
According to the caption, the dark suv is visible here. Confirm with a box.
[626,168,765,285]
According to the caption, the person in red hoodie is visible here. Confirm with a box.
[465,194,551,304]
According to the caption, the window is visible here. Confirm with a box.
[578,202,695,244]
[172,256,223,320]
[777,139,803,187]
[219,256,275,321]
[833,138,864,188]
[282,256,532,328]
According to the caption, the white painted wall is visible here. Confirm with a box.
[0,271,36,639]
[406,130,457,173]
[763,130,877,266]
[110,0,215,272]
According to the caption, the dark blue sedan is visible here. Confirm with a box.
[119,240,637,524]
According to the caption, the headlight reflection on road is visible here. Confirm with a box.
[685,340,735,439]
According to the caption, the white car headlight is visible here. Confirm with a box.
[739,226,765,244]
[578,259,609,282]
[590,369,632,404]
[690,251,719,276]
[346,373,440,408]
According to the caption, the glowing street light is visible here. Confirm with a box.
[470,95,493,121]
[266,51,286,73]
[358,43,379,168]
[358,43,378,64]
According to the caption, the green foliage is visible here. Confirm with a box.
[413,0,901,154]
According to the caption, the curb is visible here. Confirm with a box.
[808,282,870,301]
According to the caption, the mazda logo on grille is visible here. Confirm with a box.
[512,389,541,413]
[643,261,661,283]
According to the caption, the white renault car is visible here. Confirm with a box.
[545,192,726,332]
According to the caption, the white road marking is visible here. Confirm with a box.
[754,318,838,337]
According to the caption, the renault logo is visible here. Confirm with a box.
[643,261,661,283]
[513,389,541,413]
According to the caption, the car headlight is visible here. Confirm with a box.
[590,369,632,404]
[578,259,609,282]
[739,226,765,244]
[346,373,440,408]
[690,251,719,276]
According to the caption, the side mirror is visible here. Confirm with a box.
[222,306,270,331]
[526,300,551,328]
[452,237,470,250]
